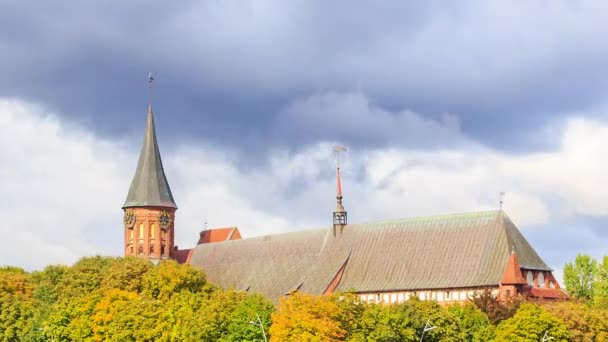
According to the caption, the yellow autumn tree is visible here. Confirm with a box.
[270,292,346,342]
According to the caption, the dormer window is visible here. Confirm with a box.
[538,272,545,288]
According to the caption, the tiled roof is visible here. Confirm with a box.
[123,105,177,209]
[189,210,552,301]
[173,248,193,264]
[198,227,242,244]
[529,287,569,299]
[500,251,528,285]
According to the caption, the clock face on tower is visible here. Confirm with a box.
[159,211,171,231]
[124,210,135,229]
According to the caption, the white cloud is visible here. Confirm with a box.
[1,97,608,277]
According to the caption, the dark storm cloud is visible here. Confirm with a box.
[2,1,608,154]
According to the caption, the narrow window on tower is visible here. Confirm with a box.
[139,224,144,239]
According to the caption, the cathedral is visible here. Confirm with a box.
[122,89,568,303]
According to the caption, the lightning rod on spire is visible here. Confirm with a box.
[334,145,347,169]
[148,72,155,107]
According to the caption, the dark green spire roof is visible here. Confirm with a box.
[123,105,177,209]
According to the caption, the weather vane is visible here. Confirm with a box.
[334,146,347,168]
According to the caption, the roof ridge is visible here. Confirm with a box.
[219,210,505,242]
[349,210,503,227]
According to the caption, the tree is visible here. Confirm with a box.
[55,256,119,302]
[100,256,153,293]
[91,289,169,341]
[0,266,35,341]
[348,301,417,341]
[344,297,461,342]
[141,260,211,301]
[468,289,521,324]
[564,253,597,301]
[270,292,347,342]
[224,292,275,342]
[31,264,68,305]
[496,303,571,341]
[545,301,608,342]
[447,303,495,342]
[594,256,608,308]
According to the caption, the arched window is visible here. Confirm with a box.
[527,271,534,286]
[538,272,545,288]
[161,245,166,255]
[129,229,134,240]
[139,224,144,239]
[138,245,143,255]
[150,245,155,254]
[129,246,133,254]
[150,224,155,239]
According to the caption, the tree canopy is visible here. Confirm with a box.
[2,255,608,341]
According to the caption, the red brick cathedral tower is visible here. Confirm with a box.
[122,75,177,261]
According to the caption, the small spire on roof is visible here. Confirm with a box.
[333,146,347,234]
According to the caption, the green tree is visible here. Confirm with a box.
[141,260,210,301]
[100,256,153,293]
[448,303,495,342]
[346,298,461,342]
[224,292,275,342]
[348,301,417,341]
[564,253,597,301]
[594,255,608,308]
[56,255,119,301]
[496,303,571,342]
[545,301,608,342]
[31,264,68,305]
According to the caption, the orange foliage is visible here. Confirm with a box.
[270,292,346,342]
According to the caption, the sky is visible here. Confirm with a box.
[1,1,608,283]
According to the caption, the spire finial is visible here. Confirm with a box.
[148,72,155,108]
[334,146,347,199]
[499,191,506,210]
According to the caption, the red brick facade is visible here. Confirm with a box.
[124,207,176,261]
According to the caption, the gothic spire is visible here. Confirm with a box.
[333,146,347,231]
[123,76,177,209]
[335,166,346,213]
